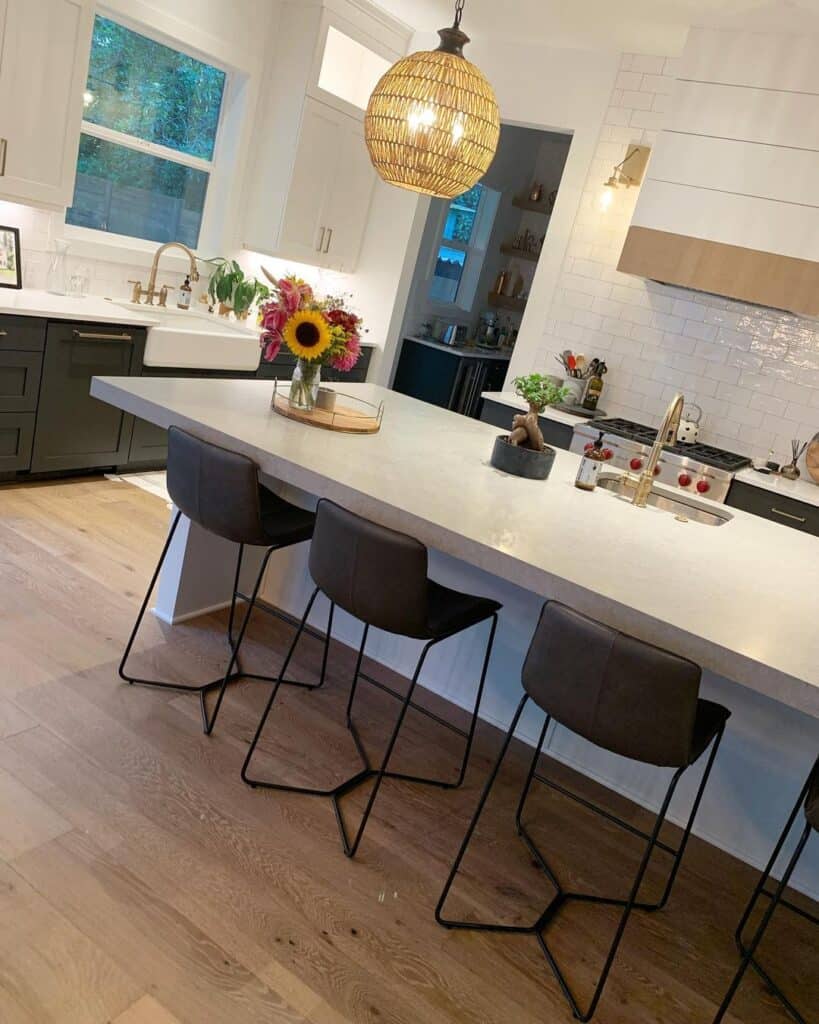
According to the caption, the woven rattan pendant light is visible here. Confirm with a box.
[364,0,500,199]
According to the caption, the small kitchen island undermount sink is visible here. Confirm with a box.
[597,473,733,526]
[91,377,819,898]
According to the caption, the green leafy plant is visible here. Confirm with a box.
[512,373,569,412]
[202,258,269,317]
[507,374,570,452]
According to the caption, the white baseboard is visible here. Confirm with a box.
[151,599,237,626]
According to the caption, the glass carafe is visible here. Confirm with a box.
[46,239,70,295]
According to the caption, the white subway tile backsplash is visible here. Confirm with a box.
[525,52,819,460]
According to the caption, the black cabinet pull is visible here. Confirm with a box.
[71,330,133,342]
[771,506,807,524]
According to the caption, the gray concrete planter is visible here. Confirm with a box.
[490,435,556,480]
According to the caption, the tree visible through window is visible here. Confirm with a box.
[430,184,499,308]
[66,16,226,248]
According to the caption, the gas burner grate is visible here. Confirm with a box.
[670,442,751,472]
[591,418,658,445]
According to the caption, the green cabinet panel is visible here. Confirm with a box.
[0,412,35,471]
[0,315,46,351]
[0,350,42,412]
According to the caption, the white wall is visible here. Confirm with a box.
[514,52,819,468]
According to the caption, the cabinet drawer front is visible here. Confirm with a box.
[0,350,42,411]
[0,411,34,471]
[726,480,819,536]
[0,316,46,351]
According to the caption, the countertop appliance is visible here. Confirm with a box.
[571,417,751,503]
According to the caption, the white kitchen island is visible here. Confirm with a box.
[91,376,819,896]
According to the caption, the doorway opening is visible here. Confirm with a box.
[391,123,572,418]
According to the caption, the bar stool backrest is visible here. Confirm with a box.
[309,500,430,636]
[166,426,265,545]
[522,602,702,768]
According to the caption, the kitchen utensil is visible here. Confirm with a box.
[677,403,702,444]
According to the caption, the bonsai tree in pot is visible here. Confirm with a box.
[490,373,569,479]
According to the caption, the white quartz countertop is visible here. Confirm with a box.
[480,391,597,427]
[91,377,819,719]
[0,289,160,326]
[404,336,512,361]
[735,466,819,508]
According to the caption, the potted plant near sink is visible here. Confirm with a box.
[206,259,270,319]
[490,374,569,480]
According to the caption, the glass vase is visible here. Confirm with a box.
[46,239,70,296]
[290,358,321,411]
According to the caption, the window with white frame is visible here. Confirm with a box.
[65,15,226,249]
[428,184,500,310]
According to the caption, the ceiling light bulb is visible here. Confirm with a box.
[597,187,615,212]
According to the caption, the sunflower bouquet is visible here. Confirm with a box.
[259,275,364,410]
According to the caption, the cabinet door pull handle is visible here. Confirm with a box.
[317,227,325,252]
[0,330,7,337]
[324,228,333,254]
[771,506,807,524]
[0,138,7,176]
[71,330,133,342]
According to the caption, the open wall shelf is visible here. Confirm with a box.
[500,243,540,263]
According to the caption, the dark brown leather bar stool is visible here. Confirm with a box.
[713,757,818,1024]
[242,498,500,858]
[436,600,730,1023]
[119,426,316,735]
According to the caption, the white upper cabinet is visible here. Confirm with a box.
[241,0,409,272]
[0,0,93,209]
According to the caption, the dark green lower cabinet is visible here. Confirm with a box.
[0,412,35,471]
[31,323,145,474]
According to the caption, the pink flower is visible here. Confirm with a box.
[329,334,361,372]
[261,331,282,362]
[278,278,302,315]
[261,304,287,334]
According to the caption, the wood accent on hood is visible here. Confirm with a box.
[618,226,819,317]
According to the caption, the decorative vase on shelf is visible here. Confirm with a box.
[290,358,321,411]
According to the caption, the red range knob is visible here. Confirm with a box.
[653,465,661,476]
[678,473,692,487]
[602,448,614,461]
[629,457,643,470]
[696,480,710,494]
[584,442,594,452]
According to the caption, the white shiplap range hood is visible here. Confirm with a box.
[618,27,819,316]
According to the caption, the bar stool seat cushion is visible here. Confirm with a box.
[805,765,819,832]
[259,486,316,547]
[425,580,501,640]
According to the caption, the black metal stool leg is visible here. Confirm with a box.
[240,588,370,799]
[336,635,440,859]
[119,509,183,686]
[515,715,563,891]
[713,820,812,1024]
[201,544,277,735]
[436,695,531,930]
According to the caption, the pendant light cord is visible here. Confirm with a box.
[453,0,465,29]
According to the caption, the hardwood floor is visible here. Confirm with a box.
[0,476,814,1024]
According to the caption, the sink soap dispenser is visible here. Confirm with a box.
[177,275,192,310]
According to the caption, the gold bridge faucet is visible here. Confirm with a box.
[628,393,685,507]
[128,242,200,306]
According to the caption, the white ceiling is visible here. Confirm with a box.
[375,0,819,57]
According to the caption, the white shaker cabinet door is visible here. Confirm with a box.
[277,97,345,267]
[0,0,93,209]
[323,115,376,272]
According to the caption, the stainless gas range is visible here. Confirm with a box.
[570,417,752,503]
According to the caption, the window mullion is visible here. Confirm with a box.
[80,121,213,173]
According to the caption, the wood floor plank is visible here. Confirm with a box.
[0,475,813,1024]
[113,995,184,1024]
[0,698,36,739]
[0,766,72,861]
[0,861,141,1023]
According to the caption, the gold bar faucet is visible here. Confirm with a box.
[128,242,200,306]
[629,393,685,507]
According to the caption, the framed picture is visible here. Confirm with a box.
[0,226,21,289]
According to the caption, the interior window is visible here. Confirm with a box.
[66,15,226,248]
[429,184,500,309]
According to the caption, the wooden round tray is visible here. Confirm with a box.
[272,389,382,434]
